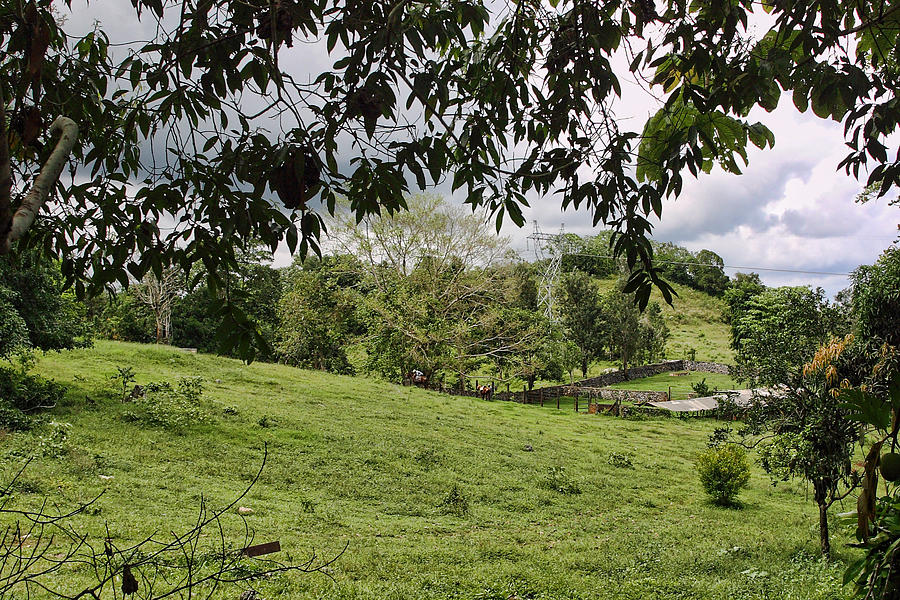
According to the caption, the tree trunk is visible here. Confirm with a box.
[813,479,831,557]
[818,502,830,557]
[581,357,588,378]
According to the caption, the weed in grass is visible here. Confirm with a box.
[544,466,581,494]
[607,452,634,469]
[37,421,71,457]
[440,484,470,516]
[123,379,208,430]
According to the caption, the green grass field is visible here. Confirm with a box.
[1,341,854,599]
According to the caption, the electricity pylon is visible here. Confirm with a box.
[528,221,576,322]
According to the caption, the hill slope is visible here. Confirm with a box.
[593,276,734,363]
[2,342,848,599]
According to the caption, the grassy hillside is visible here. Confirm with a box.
[1,342,851,599]
[593,277,734,364]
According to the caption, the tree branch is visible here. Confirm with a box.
[0,94,12,245]
[1,116,78,254]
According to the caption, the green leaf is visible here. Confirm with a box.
[839,388,891,431]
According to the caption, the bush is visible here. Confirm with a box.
[124,377,207,430]
[0,366,67,430]
[696,445,751,506]
[607,451,634,469]
[544,466,581,495]
[691,378,711,397]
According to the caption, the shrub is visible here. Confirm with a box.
[38,422,72,457]
[124,378,207,430]
[607,451,634,469]
[0,366,67,430]
[696,445,751,506]
[544,466,581,495]
[691,378,711,397]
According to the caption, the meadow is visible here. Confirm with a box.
[0,341,855,599]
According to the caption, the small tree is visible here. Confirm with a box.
[604,279,642,372]
[276,267,356,374]
[696,445,751,507]
[558,271,606,377]
[134,267,182,345]
[639,301,669,363]
[730,286,838,386]
[729,335,860,556]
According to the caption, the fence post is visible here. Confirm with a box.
[523,386,527,404]
[575,395,579,412]
[540,389,544,407]
[668,385,672,401]
[557,393,560,409]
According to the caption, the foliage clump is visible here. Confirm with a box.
[544,466,581,495]
[607,451,634,469]
[123,377,207,430]
[440,484,470,516]
[691,378,712,397]
[696,445,750,507]
[0,365,66,431]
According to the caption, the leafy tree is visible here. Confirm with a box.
[603,279,644,372]
[691,250,729,297]
[5,0,900,358]
[730,286,836,386]
[86,289,155,344]
[506,314,565,390]
[276,266,356,374]
[559,232,617,278]
[558,271,606,377]
[722,272,766,327]
[725,336,862,556]
[0,251,87,357]
[652,241,697,288]
[852,246,900,349]
[172,247,283,359]
[557,338,582,385]
[639,301,669,363]
[333,195,528,384]
[509,262,539,312]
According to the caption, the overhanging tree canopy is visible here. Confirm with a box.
[2,0,898,354]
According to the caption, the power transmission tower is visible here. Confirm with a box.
[528,221,575,321]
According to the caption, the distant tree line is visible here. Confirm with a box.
[554,233,730,297]
[8,196,716,388]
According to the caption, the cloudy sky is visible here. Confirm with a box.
[64,1,898,296]
[510,98,899,296]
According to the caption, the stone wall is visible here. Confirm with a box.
[682,360,731,375]
[413,359,731,405]
[570,361,682,388]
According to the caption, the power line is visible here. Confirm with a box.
[558,253,853,277]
